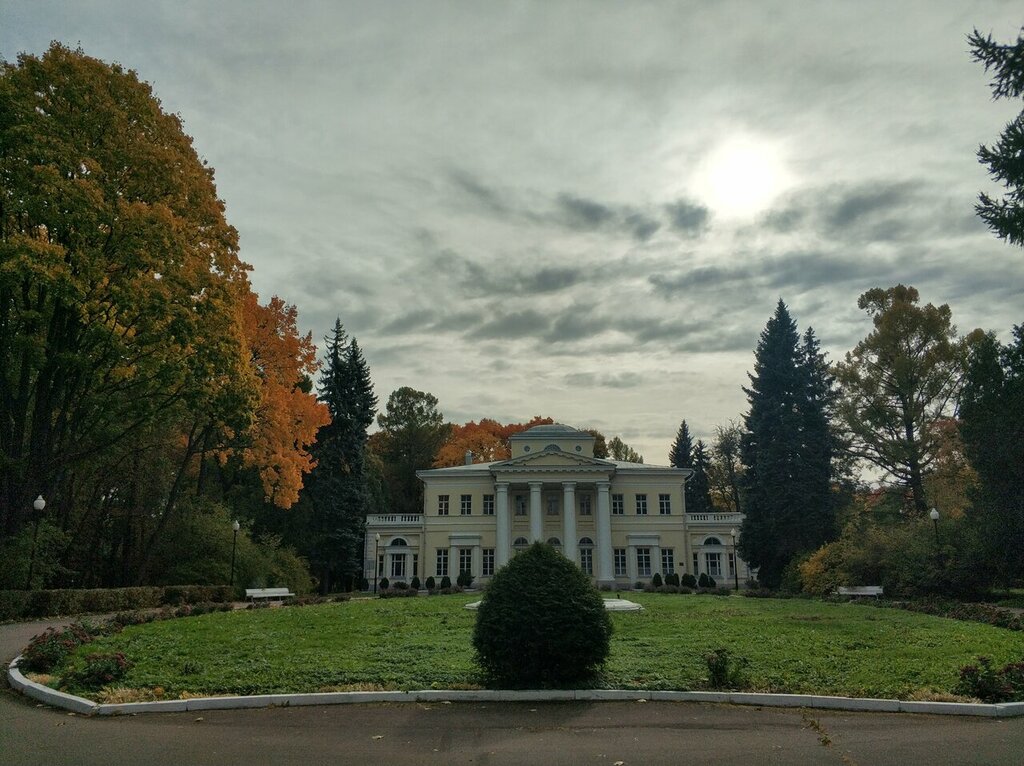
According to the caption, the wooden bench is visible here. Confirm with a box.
[245,587,295,603]
[837,586,883,598]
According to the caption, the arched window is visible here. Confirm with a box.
[703,536,722,546]
[513,537,529,547]
[544,444,560,451]
[547,537,561,547]
[390,537,407,547]
[579,537,594,546]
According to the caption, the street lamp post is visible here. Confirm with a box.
[25,495,46,590]
[373,533,381,594]
[929,508,940,558]
[230,520,240,588]
[730,527,739,590]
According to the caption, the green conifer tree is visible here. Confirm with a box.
[688,440,714,514]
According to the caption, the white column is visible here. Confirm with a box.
[596,481,614,583]
[448,544,457,582]
[529,482,543,542]
[653,545,662,577]
[562,482,577,564]
[627,544,637,583]
[495,482,510,567]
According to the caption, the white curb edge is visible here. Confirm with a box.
[8,656,1024,718]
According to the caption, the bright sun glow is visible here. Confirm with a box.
[697,136,792,219]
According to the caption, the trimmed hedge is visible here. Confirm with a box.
[0,585,233,621]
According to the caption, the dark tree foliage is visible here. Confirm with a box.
[970,27,1024,247]
[375,387,449,515]
[688,440,714,514]
[304,319,377,592]
[669,420,693,469]
[738,301,839,588]
[473,542,611,687]
[959,326,1024,583]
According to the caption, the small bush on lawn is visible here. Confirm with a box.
[424,576,436,590]
[681,573,698,588]
[411,576,421,590]
[457,570,474,588]
[379,578,390,591]
[379,587,418,599]
[19,623,94,673]
[393,581,408,590]
[651,573,663,588]
[473,542,612,688]
[440,576,452,589]
[67,652,131,689]
[664,573,680,587]
[704,648,749,690]
[956,656,1024,702]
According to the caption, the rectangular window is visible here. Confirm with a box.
[459,548,473,574]
[635,494,648,515]
[661,548,675,574]
[579,496,592,516]
[483,494,495,515]
[613,548,627,576]
[693,552,699,575]
[391,554,405,578]
[412,554,419,578]
[706,552,722,578]
[514,495,527,516]
[728,552,735,576]
[659,493,672,515]
[436,548,449,577]
[636,547,652,577]
[482,548,495,577]
[546,496,559,515]
[580,547,593,575]
[460,494,472,515]
[377,555,384,577]
[611,494,624,515]
[438,495,450,516]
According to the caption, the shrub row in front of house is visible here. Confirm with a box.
[0,585,234,621]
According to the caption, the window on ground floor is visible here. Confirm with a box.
[412,554,419,578]
[614,548,627,577]
[513,536,529,554]
[390,554,406,578]
[705,551,722,578]
[436,548,449,577]
[377,554,384,577]
[693,552,699,575]
[636,547,652,577]
[661,548,675,574]
[580,546,593,575]
[728,551,735,577]
[459,548,472,574]
[482,548,495,577]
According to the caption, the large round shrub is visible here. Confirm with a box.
[472,542,612,687]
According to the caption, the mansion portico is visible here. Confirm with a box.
[363,423,750,588]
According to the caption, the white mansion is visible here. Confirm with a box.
[364,423,749,588]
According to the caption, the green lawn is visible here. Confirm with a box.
[56,593,1024,700]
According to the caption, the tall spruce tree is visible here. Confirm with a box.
[305,320,377,592]
[738,301,837,588]
[669,420,693,468]
[959,327,1024,583]
[688,440,714,514]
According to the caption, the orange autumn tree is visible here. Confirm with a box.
[233,293,330,507]
[434,416,555,467]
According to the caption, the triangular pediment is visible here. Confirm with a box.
[493,449,614,470]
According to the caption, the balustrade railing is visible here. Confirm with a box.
[366,514,424,526]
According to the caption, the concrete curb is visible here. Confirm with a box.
[8,656,1024,718]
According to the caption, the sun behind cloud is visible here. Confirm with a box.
[696,135,793,219]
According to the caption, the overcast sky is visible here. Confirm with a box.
[3,2,1023,463]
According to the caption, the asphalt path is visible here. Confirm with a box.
[3,617,1024,765]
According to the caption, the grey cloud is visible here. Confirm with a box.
[564,371,645,388]
[545,310,613,344]
[449,169,512,216]
[556,193,616,229]
[624,212,661,241]
[827,184,911,231]
[665,200,710,235]
[467,309,550,340]
[379,309,440,335]
[520,267,583,293]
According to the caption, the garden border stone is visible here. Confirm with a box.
[9,655,1024,718]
